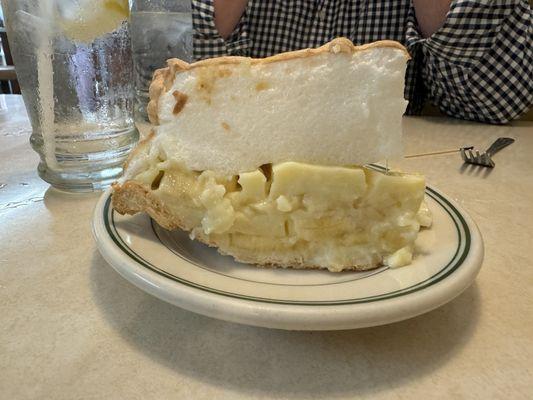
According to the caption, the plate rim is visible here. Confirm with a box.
[92,185,484,330]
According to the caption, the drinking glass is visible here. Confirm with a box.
[1,0,139,191]
[130,0,193,121]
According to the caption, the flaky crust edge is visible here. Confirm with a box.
[146,38,410,125]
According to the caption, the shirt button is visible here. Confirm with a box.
[318,9,326,20]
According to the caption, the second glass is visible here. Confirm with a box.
[130,0,193,121]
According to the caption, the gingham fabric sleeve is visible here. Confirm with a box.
[406,0,533,124]
[191,0,249,60]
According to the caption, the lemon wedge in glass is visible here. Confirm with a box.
[60,0,130,43]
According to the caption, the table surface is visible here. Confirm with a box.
[1,94,532,400]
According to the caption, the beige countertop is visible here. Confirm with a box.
[1,94,532,399]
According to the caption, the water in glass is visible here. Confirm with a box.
[2,0,138,191]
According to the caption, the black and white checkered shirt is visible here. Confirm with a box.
[192,0,532,124]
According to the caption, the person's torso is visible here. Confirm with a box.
[246,0,411,57]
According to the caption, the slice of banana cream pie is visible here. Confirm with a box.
[112,38,432,272]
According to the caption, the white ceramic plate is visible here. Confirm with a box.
[92,185,483,330]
